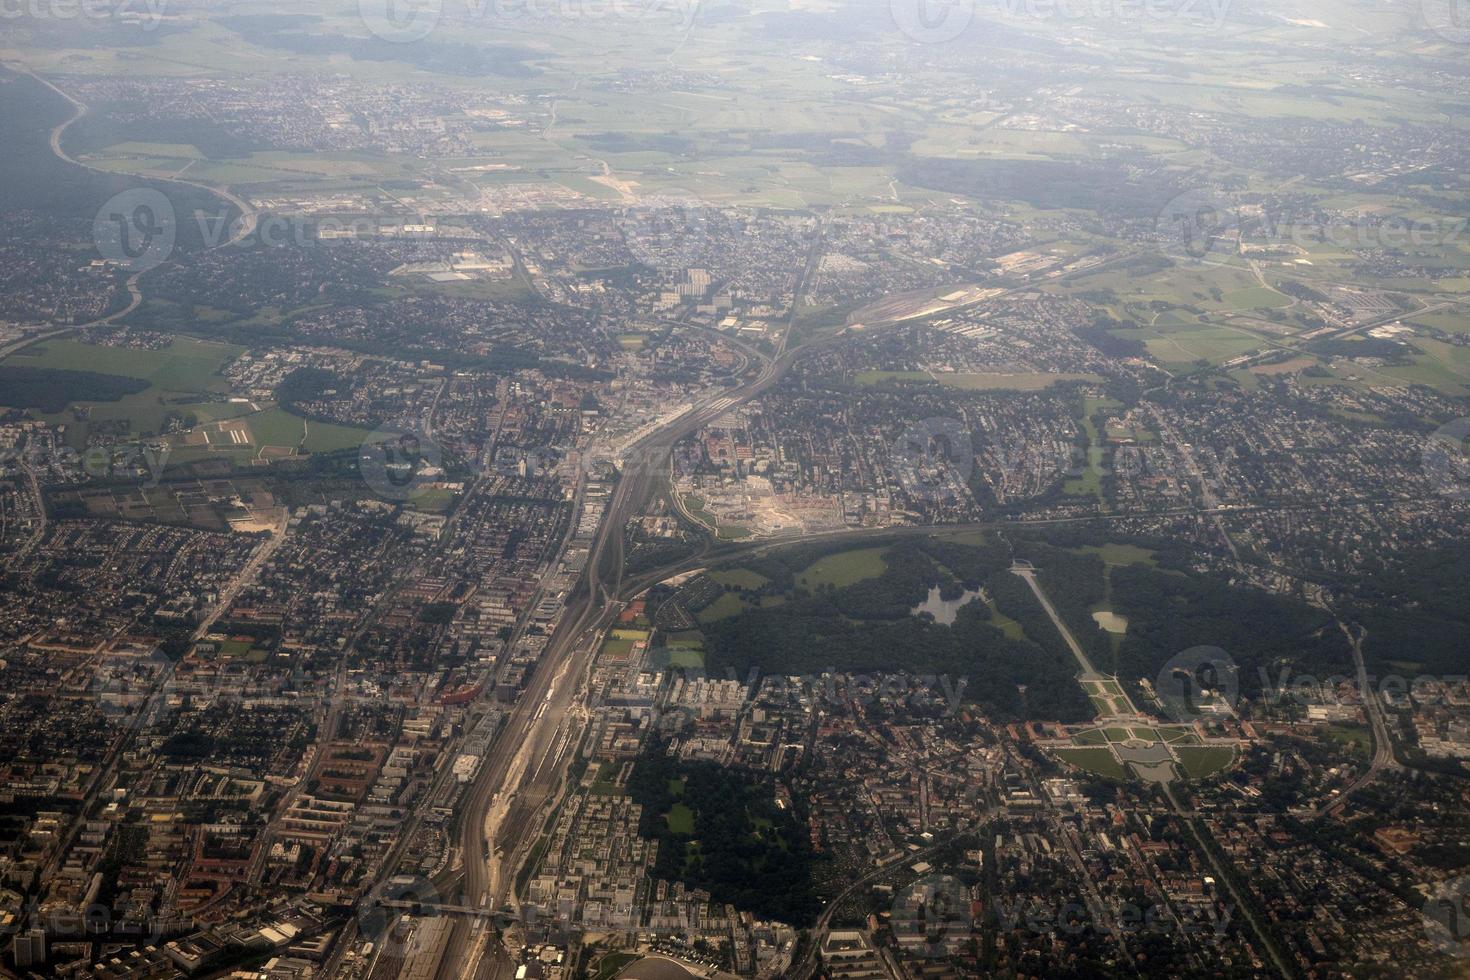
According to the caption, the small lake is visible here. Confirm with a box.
[911,585,982,626]
[1092,610,1129,634]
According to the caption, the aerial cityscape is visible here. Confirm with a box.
[0,0,1469,977]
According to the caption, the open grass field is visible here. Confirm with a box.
[1325,724,1372,756]
[709,569,770,590]
[797,546,889,589]
[854,370,1101,390]
[13,336,241,389]
[1139,326,1265,368]
[665,803,696,835]
[666,647,705,669]
[938,371,1102,391]
[8,336,249,449]
[166,405,374,470]
[1174,745,1238,779]
[696,592,786,624]
[1053,746,1127,779]
[1077,543,1158,567]
[601,636,636,658]
[983,595,1027,641]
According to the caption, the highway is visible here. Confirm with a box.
[1312,619,1399,821]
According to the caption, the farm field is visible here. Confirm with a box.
[7,336,250,450]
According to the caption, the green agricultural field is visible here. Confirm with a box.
[1222,286,1292,309]
[11,336,249,449]
[243,408,371,455]
[797,546,889,589]
[1141,326,1263,368]
[14,336,242,389]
